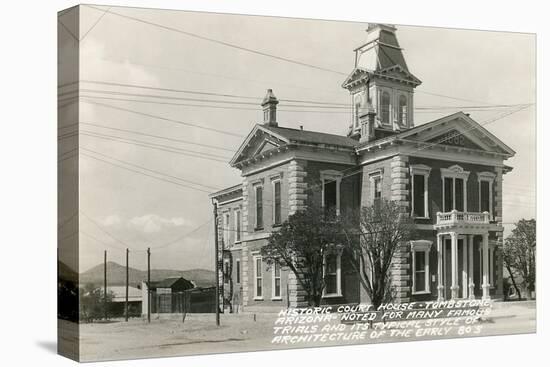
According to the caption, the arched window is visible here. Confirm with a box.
[380,91,390,125]
[398,95,407,125]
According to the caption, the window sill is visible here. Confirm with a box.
[272,223,282,228]
[412,290,431,295]
[322,293,343,299]
[253,297,264,301]
[271,297,282,301]
[414,217,430,220]
[254,227,264,232]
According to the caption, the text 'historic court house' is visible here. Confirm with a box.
[210,24,515,312]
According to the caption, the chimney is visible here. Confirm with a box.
[359,103,377,143]
[261,89,278,126]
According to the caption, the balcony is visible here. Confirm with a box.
[435,210,492,230]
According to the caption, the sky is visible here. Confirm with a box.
[57,5,536,273]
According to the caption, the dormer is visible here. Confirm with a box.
[342,24,422,140]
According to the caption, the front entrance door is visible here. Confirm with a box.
[443,237,465,300]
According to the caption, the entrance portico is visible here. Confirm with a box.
[435,210,498,301]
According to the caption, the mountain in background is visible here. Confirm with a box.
[78,261,215,288]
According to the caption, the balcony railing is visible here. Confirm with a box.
[436,210,491,226]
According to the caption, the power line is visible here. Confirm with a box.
[81,230,128,252]
[81,129,231,160]
[67,86,533,111]
[80,6,111,41]
[80,131,230,163]
[149,218,213,251]
[58,19,78,42]
[77,95,528,117]
[81,147,222,191]
[80,151,216,194]
[84,100,246,138]
[80,121,237,152]
[77,80,349,107]
[80,210,132,250]
[80,95,351,114]
[77,5,530,110]
[85,5,347,77]
[77,89,351,109]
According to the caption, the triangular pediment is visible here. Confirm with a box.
[375,65,422,86]
[427,129,484,150]
[230,125,288,166]
[397,112,515,156]
[341,68,370,89]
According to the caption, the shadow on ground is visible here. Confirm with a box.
[36,340,57,354]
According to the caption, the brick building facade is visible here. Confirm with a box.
[210,24,515,312]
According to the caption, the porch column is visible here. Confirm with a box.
[437,234,444,302]
[450,232,459,300]
[462,236,468,298]
[482,233,491,300]
[468,235,475,299]
[335,177,341,216]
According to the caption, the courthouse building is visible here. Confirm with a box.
[209,24,515,312]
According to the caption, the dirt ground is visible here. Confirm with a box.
[70,301,536,362]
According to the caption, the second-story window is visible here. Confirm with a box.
[477,172,496,218]
[255,185,263,229]
[273,180,281,225]
[410,165,431,218]
[234,209,241,242]
[321,170,342,216]
[223,212,230,245]
[441,165,470,213]
[380,91,391,125]
[369,171,383,208]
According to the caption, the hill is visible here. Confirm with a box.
[80,261,215,288]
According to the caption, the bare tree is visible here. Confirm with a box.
[261,206,344,307]
[502,219,536,300]
[341,200,416,309]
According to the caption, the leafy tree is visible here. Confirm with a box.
[261,206,345,307]
[502,219,536,300]
[341,200,416,309]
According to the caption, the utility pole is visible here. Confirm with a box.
[213,201,220,326]
[125,248,129,322]
[104,250,107,321]
[147,247,151,323]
